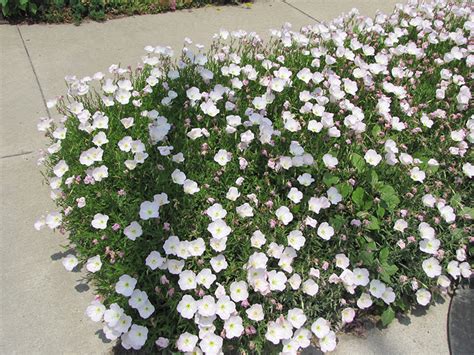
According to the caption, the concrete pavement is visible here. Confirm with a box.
[1,1,450,354]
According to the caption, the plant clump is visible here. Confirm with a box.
[36,1,473,353]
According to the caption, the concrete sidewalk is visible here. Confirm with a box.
[0,1,450,354]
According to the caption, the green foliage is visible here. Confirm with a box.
[0,0,243,22]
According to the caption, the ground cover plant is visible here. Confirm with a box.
[1,0,242,24]
[35,0,473,353]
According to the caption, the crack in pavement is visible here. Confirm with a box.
[0,151,34,159]
[281,0,320,23]
[16,26,51,119]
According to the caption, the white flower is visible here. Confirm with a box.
[319,331,337,353]
[183,179,200,194]
[86,255,102,273]
[422,257,442,278]
[416,288,431,306]
[275,206,293,225]
[410,167,426,182]
[287,230,305,251]
[216,295,236,320]
[382,287,396,304]
[86,300,106,322]
[206,203,227,221]
[317,222,334,240]
[200,100,220,117]
[197,295,217,317]
[341,307,355,323]
[323,153,338,169]
[92,165,108,182]
[62,254,78,271]
[230,281,249,302]
[236,203,253,218]
[335,254,350,269]
[138,300,155,319]
[145,251,165,270]
[45,212,62,229]
[288,308,307,328]
[288,273,302,290]
[364,149,382,166]
[302,279,319,296]
[419,238,441,254]
[297,173,314,186]
[200,333,223,354]
[139,201,159,220]
[422,194,436,207]
[288,187,303,204]
[115,274,137,297]
[268,270,287,291]
[327,187,342,204]
[311,318,330,339]
[176,332,198,352]
[447,260,460,279]
[251,230,266,249]
[246,304,264,321]
[214,149,232,166]
[308,196,330,214]
[53,160,69,177]
[197,268,217,289]
[210,254,228,273]
[171,169,186,184]
[462,162,474,178]
[394,219,408,232]
[91,213,109,230]
[224,316,244,339]
[124,221,143,240]
[369,279,386,298]
[208,219,231,239]
[178,270,197,290]
[177,295,197,319]
[103,303,124,327]
[357,292,373,309]
[129,289,148,309]
[353,268,370,286]
[226,186,240,201]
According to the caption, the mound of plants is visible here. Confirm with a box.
[1,0,242,24]
[35,1,473,353]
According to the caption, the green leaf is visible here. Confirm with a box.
[351,153,366,173]
[371,125,382,138]
[323,173,340,187]
[359,251,374,266]
[379,247,389,263]
[366,216,380,230]
[381,307,395,326]
[450,193,462,208]
[376,206,385,218]
[379,185,400,211]
[338,182,353,198]
[352,187,365,209]
[370,170,379,188]
[460,207,474,219]
[29,2,37,14]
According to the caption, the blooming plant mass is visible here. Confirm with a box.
[36,1,472,353]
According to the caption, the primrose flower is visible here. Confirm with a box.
[91,213,109,229]
[214,149,232,166]
[62,254,78,271]
[416,288,431,306]
[422,257,442,278]
[364,149,382,166]
[86,300,106,322]
[275,206,293,225]
[139,201,159,220]
[86,255,102,273]
[115,274,137,297]
[124,221,143,241]
[208,219,231,239]
[317,222,334,240]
